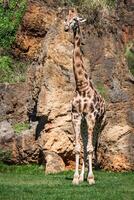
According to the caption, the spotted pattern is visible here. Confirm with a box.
[72,86,105,120]
[64,8,106,185]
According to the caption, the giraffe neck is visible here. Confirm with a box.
[73,26,90,93]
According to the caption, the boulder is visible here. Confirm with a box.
[0,120,15,163]
[98,125,134,171]
[0,120,14,139]
[44,151,65,174]
[13,128,39,164]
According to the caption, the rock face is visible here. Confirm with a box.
[98,125,134,171]
[12,0,56,60]
[0,0,134,172]
[117,0,134,43]
[0,83,28,123]
[26,3,75,167]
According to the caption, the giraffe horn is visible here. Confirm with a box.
[77,17,86,23]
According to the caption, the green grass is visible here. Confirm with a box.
[13,122,30,134]
[0,163,134,200]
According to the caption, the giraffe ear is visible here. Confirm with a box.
[68,8,78,19]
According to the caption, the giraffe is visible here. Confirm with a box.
[64,8,106,185]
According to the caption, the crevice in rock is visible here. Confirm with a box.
[59,151,74,167]
[35,116,48,140]
[55,113,68,118]
[27,91,48,140]
[25,28,48,38]
[28,104,48,140]
[117,130,132,141]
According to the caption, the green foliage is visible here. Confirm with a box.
[0,55,27,83]
[0,0,27,48]
[13,122,29,134]
[0,1,28,83]
[125,41,134,76]
[0,164,134,200]
[96,82,108,100]
[0,55,12,82]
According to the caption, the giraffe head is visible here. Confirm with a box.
[64,8,86,32]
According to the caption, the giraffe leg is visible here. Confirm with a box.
[79,159,85,183]
[73,153,80,185]
[87,149,95,185]
[72,113,81,185]
[86,117,95,185]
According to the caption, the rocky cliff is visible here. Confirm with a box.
[0,0,134,172]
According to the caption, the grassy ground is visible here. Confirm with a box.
[0,163,134,200]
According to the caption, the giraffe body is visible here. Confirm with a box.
[64,8,106,185]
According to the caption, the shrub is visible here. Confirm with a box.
[0,149,12,162]
[0,1,28,83]
[0,0,27,49]
[0,55,27,83]
[0,55,13,82]
[13,122,29,134]
[96,82,109,100]
[125,41,134,76]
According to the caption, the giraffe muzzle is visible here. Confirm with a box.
[64,25,69,32]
